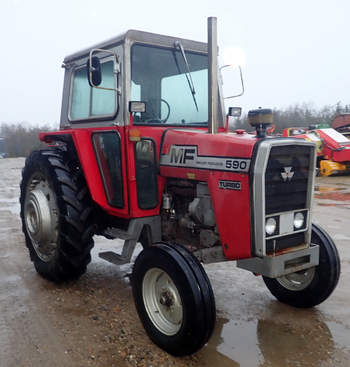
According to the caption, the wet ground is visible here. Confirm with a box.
[0,157,349,367]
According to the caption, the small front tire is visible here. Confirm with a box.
[263,223,340,308]
[132,242,216,356]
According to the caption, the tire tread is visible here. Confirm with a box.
[20,148,95,282]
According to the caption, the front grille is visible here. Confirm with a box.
[265,145,312,215]
[266,232,305,254]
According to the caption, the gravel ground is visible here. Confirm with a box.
[0,157,349,367]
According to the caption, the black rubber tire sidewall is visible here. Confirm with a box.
[20,150,94,282]
[132,243,214,356]
[263,223,341,308]
[168,242,216,343]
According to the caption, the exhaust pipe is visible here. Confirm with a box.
[208,16,218,134]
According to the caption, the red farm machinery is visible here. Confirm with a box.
[283,125,350,176]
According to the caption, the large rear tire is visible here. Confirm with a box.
[131,242,216,356]
[263,223,340,307]
[20,149,95,282]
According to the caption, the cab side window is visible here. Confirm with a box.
[70,60,116,120]
[135,139,158,209]
[92,132,124,208]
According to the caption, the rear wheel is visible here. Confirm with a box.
[20,149,95,282]
[263,223,340,307]
[132,242,216,356]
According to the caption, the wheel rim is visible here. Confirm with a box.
[24,174,59,262]
[142,268,183,336]
[277,267,316,291]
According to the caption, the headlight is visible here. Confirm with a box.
[266,217,277,235]
[294,212,304,229]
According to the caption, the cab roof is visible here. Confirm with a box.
[63,29,208,64]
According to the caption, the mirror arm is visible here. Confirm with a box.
[89,48,121,94]
[221,65,245,99]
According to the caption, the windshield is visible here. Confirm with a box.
[131,44,209,125]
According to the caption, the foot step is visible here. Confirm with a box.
[98,251,129,265]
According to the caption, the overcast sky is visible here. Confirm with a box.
[1,0,349,126]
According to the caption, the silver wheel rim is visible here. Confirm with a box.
[142,268,183,336]
[277,267,316,291]
[24,174,59,262]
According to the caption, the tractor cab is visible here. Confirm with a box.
[61,30,225,129]
[43,27,238,221]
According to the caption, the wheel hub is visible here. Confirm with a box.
[24,176,58,262]
[142,268,183,336]
[159,290,174,308]
[26,190,52,242]
[277,267,316,291]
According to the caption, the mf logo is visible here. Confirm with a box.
[170,146,195,164]
[281,166,294,182]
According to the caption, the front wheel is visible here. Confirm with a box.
[263,223,340,308]
[131,242,216,356]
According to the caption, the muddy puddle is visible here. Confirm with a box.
[201,315,350,367]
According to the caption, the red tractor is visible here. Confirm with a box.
[20,18,340,356]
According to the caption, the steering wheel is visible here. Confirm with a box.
[146,98,171,123]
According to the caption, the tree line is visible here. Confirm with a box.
[0,123,56,158]
[233,102,350,133]
[1,102,349,157]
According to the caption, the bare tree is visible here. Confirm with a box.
[234,102,350,133]
[0,123,55,158]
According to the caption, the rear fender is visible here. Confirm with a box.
[40,129,130,217]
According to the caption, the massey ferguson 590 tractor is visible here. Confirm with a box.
[20,18,340,356]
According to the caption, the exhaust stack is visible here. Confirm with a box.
[208,17,218,134]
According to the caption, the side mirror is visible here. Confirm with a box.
[228,107,242,118]
[87,56,102,87]
[86,48,121,94]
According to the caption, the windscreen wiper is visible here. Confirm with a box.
[174,41,199,112]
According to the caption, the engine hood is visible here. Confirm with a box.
[159,129,258,177]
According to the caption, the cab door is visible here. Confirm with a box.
[124,125,164,218]
[68,52,130,217]
[91,128,128,215]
